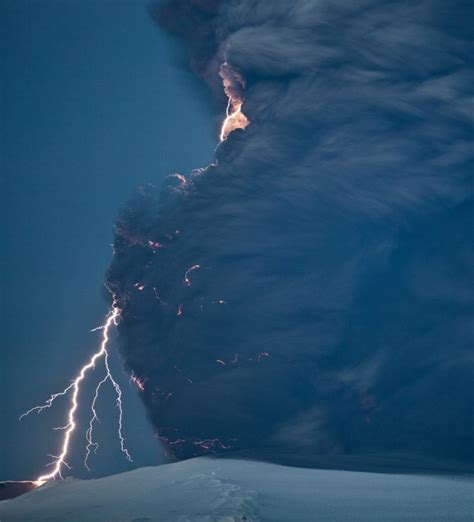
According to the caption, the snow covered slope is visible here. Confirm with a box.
[1,458,472,521]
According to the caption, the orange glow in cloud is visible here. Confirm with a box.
[219,98,250,142]
[219,62,250,142]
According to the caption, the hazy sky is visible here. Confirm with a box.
[1,0,216,480]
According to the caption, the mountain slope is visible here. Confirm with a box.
[1,458,472,521]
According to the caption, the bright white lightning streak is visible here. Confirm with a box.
[83,373,108,470]
[19,382,75,420]
[20,305,132,485]
[220,98,233,142]
[184,264,201,286]
[219,98,249,142]
[218,61,250,142]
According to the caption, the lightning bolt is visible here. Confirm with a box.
[20,58,250,487]
[20,303,132,485]
[219,98,249,142]
[83,373,108,471]
[184,264,200,286]
[218,61,250,142]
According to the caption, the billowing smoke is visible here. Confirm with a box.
[107,0,473,466]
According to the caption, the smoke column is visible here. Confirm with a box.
[107,0,473,466]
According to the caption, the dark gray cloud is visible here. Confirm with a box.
[108,0,473,467]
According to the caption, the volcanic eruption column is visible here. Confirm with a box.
[19,60,248,485]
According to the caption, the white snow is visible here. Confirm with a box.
[0,458,472,521]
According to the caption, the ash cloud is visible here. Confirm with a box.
[108,0,474,466]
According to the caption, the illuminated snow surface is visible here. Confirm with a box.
[1,458,472,521]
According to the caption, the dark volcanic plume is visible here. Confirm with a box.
[108,0,474,466]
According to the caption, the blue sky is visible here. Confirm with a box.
[1,0,216,480]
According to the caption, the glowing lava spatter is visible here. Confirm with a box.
[20,304,132,485]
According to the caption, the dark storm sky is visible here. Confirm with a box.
[1,0,215,480]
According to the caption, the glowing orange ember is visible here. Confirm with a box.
[147,240,163,250]
[193,438,231,450]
